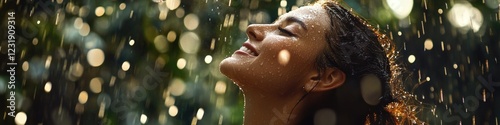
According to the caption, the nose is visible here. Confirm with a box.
[246,24,266,42]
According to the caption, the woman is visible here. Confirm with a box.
[220,1,421,124]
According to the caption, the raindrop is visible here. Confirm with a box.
[184,14,199,30]
[154,35,169,53]
[121,61,131,71]
[140,114,148,124]
[196,108,204,120]
[95,6,105,17]
[214,81,226,94]
[119,3,127,10]
[179,32,200,54]
[22,61,29,71]
[129,39,135,46]
[177,58,187,69]
[44,82,52,93]
[278,50,290,66]
[78,91,89,104]
[168,105,179,117]
[424,39,433,50]
[15,112,27,125]
[408,55,416,63]
[87,49,105,67]
[205,55,213,64]
[89,77,103,93]
[169,78,186,96]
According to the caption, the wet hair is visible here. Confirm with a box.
[314,1,422,124]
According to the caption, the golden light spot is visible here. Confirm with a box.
[95,6,105,17]
[129,39,135,46]
[105,6,114,15]
[159,10,168,20]
[175,8,184,18]
[184,14,199,30]
[408,55,416,63]
[87,49,105,67]
[280,0,287,7]
[79,6,89,17]
[214,81,226,94]
[424,39,433,50]
[169,78,186,96]
[167,31,177,42]
[426,77,431,82]
[166,0,181,10]
[204,55,212,64]
[45,56,52,69]
[89,77,103,93]
[98,102,105,118]
[386,0,414,19]
[79,23,90,36]
[196,108,204,120]
[140,114,148,124]
[32,38,38,45]
[69,62,84,79]
[164,96,175,106]
[122,61,131,71]
[438,8,443,14]
[154,35,168,53]
[74,17,83,29]
[176,58,186,69]
[453,64,458,69]
[119,3,126,10]
[44,82,52,93]
[278,50,291,66]
[78,91,89,104]
[179,32,200,54]
[22,61,29,71]
[14,112,27,125]
[168,106,179,117]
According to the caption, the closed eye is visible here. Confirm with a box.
[278,27,295,37]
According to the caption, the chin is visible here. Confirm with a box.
[219,57,253,88]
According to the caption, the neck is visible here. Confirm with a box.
[242,90,306,125]
[241,89,369,125]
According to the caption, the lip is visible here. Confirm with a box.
[234,42,259,57]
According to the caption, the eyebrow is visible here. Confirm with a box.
[278,16,308,31]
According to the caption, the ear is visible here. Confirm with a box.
[304,67,346,92]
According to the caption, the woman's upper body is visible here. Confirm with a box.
[220,1,421,125]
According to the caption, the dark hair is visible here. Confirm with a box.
[316,1,422,124]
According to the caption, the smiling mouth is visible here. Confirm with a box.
[237,42,259,56]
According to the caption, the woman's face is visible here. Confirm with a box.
[220,5,330,95]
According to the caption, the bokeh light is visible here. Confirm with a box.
[78,91,89,104]
[179,32,201,54]
[87,49,105,67]
[385,0,413,19]
[447,2,483,33]
[1,0,498,125]
[15,112,27,125]
[44,82,52,93]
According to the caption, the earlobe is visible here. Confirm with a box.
[304,67,345,92]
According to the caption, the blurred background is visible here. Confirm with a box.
[0,0,499,124]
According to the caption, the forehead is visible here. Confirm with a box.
[280,5,328,24]
[278,6,329,32]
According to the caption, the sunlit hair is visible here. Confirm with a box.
[314,1,423,124]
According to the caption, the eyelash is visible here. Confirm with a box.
[278,27,295,36]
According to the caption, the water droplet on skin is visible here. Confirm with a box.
[260,62,264,66]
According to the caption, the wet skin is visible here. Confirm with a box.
[219,5,342,125]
